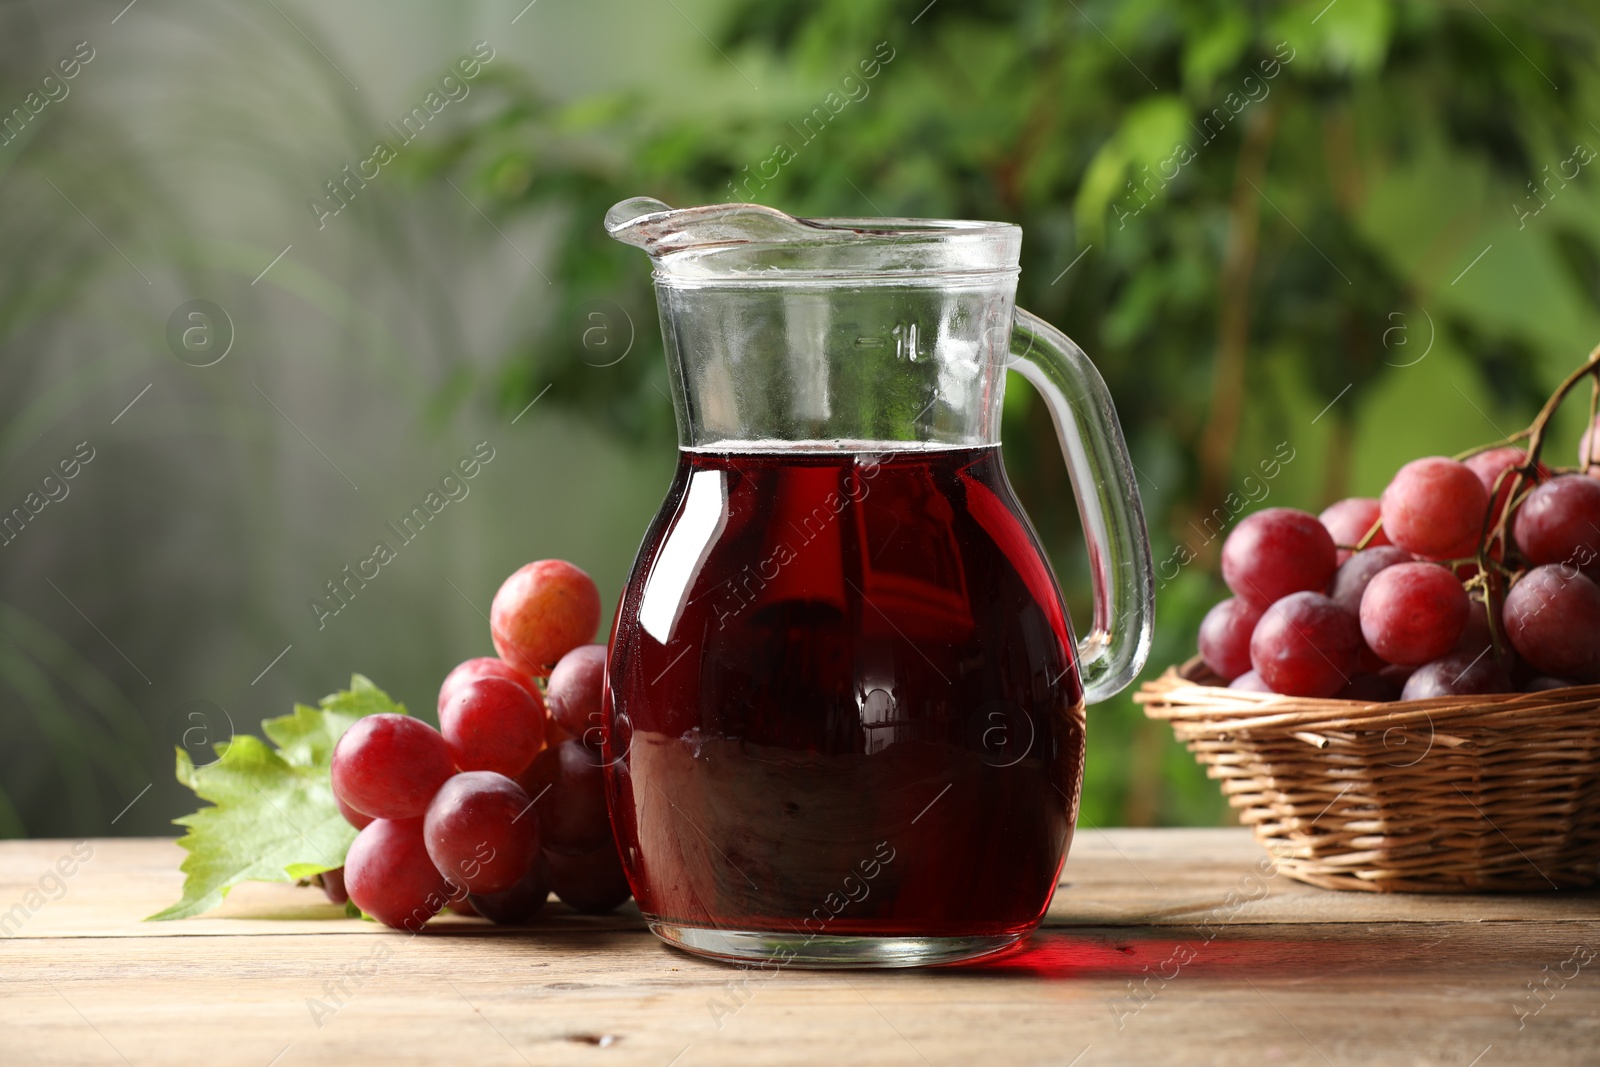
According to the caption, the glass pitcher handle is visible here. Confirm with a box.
[1008,309,1155,704]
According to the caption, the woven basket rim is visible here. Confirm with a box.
[1136,656,1600,732]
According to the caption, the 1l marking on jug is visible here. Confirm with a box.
[855,322,924,361]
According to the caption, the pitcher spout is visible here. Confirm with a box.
[604,196,1020,280]
[604,196,843,260]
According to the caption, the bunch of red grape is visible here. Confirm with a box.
[325,560,629,931]
[1198,428,1600,701]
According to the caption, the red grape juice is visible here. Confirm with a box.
[603,444,1085,940]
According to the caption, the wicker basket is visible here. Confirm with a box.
[1137,658,1600,892]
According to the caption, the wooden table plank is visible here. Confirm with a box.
[6,831,1593,940]
[2,830,1596,1066]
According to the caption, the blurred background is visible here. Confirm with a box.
[3,0,1600,839]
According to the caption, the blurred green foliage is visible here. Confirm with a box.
[6,0,1599,835]
[416,0,1600,825]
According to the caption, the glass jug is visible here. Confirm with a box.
[601,197,1154,967]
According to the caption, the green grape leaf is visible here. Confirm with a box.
[147,675,404,921]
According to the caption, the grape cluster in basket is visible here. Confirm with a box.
[1199,413,1600,702]
[326,560,628,931]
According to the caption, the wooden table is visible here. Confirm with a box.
[3,830,1596,1066]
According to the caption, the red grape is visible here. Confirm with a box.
[1525,676,1576,692]
[547,644,608,745]
[1228,670,1272,692]
[438,656,536,714]
[1354,640,1387,674]
[320,866,348,906]
[1221,508,1338,605]
[1400,649,1512,700]
[1358,562,1470,666]
[1329,545,1413,615]
[1197,598,1264,681]
[518,739,614,854]
[423,772,539,895]
[1249,592,1361,698]
[1336,673,1399,702]
[332,714,455,820]
[544,844,632,914]
[1319,497,1390,563]
[1380,457,1489,560]
[545,710,578,748]
[1463,446,1523,490]
[491,560,603,678]
[440,676,546,778]
[1465,447,1543,529]
[344,817,451,931]
[468,858,551,925]
[336,793,374,831]
[1502,565,1600,676]
[1378,662,1416,687]
[1512,475,1600,577]
[1453,606,1494,655]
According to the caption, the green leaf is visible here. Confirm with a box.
[1316,0,1393,75]
[1118,96,1193,173]
[1271,0,1392,76]
[148,676,405,921]
[1181,10,1252,94]
[1075,96,1192,239]
[1075,138,1128,242]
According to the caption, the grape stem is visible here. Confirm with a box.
[1483,341,1600,556]
[1353,519,1382,552]
[1476,341,1600,662]
[1452,429,1532,463]
[1587,377,1599,476]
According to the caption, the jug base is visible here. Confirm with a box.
[648,922,1026,969]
